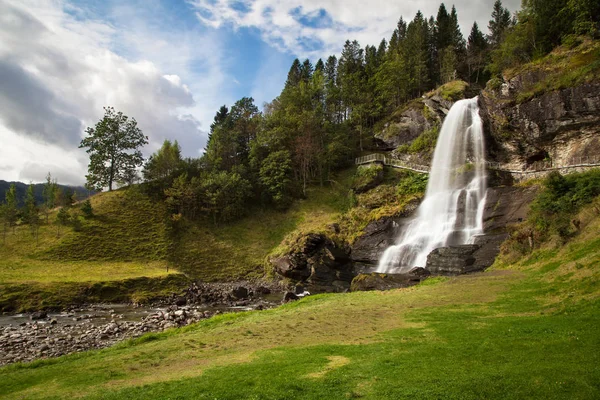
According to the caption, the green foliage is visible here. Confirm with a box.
[198,171,253,224]
[79,106,148,191]
[529,170,600,239]
[397,173,429,195]
[22,184,37,223]
[259,150,294,209]
[41,173,57,222]
[143,140,183,183]
[1,184,18,242]
[351,163,383,193]
[81,199,93,218]
[488,0,512,48]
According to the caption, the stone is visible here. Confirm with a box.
[174,296,187,306]
[350,273,423,292]
[425,245,480,276]
[30,312,47,320]
[407,267,431,277]
[271,233,355,292]
[232,286,249,300]
[282,291,299,302]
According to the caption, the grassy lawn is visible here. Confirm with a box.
[1,214,598,399]
[0,259,172,283]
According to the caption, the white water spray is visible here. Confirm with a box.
[377,97,487,273]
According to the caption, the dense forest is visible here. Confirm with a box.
[3,0,599,229]
[140,0,597,225]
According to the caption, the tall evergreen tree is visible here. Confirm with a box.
[314,58,325,73]
[42,172,57,223]
[406,11,430,95]
[376,39,387,63]
[285,58,302,88]
[488,0,512,48]
[300,59,314,82]
[2,184,18,240]
[467,22,488,83]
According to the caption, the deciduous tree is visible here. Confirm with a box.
[80,107,148,191]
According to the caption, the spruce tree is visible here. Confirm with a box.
[42,172,57,223]
[467,22,488,83]
[488,0,512,48]
[2,184,18,241]
[314,58,325,73]
[285,59,302,88]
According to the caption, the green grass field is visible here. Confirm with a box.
[1,207,598,399]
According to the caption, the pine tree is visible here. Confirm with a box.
[376,39,387,63]
[55,207,71,237]
[79,107,148,191]
[488,0,512,48]
[23,184,37,224]
[300,59,314,82]
[24,184,40,241]
[285,59,302,88]
[2,184,18,242]
[406,11,430,95]
[42,172,57,223]
[467,22,488,83]
[314,58,325,73]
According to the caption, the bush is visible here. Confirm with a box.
[503,170,600,259]
[81,199,93,218]
[397,173,428,196]
[352,164,383,193]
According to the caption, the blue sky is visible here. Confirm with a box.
[0,0,521,185]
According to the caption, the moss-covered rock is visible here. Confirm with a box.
[352,164,384,193]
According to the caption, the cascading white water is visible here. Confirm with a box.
[377,97,487,273]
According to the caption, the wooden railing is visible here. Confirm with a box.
[356,154,600,176]
[355,154,430,174]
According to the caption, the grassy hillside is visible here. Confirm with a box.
[491,38,600,103]
[1,198,598,398]
[0,170,357,309]
[0,188,180,311]
[172,169,355,281]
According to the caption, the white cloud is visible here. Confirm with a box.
[0,0,229,184]
[190,0,522,59]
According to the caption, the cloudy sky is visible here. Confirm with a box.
[0,0,521,185]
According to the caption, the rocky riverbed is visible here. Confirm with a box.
[0,281,285,366]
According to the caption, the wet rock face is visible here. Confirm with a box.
[480,82,600,168]
[425,245,480,275]
[271,233,354,292]
[351,200,420,269]
[374,95,455,151]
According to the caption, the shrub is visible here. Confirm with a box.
[352,164,384,193]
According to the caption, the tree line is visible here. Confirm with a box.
[0,174,93,243]
[67,0,600,226]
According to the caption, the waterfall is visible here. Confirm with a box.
[377,97,487,273]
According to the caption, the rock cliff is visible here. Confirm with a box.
[480,79,600,171]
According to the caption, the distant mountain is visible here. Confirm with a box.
[0,180,94,207]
